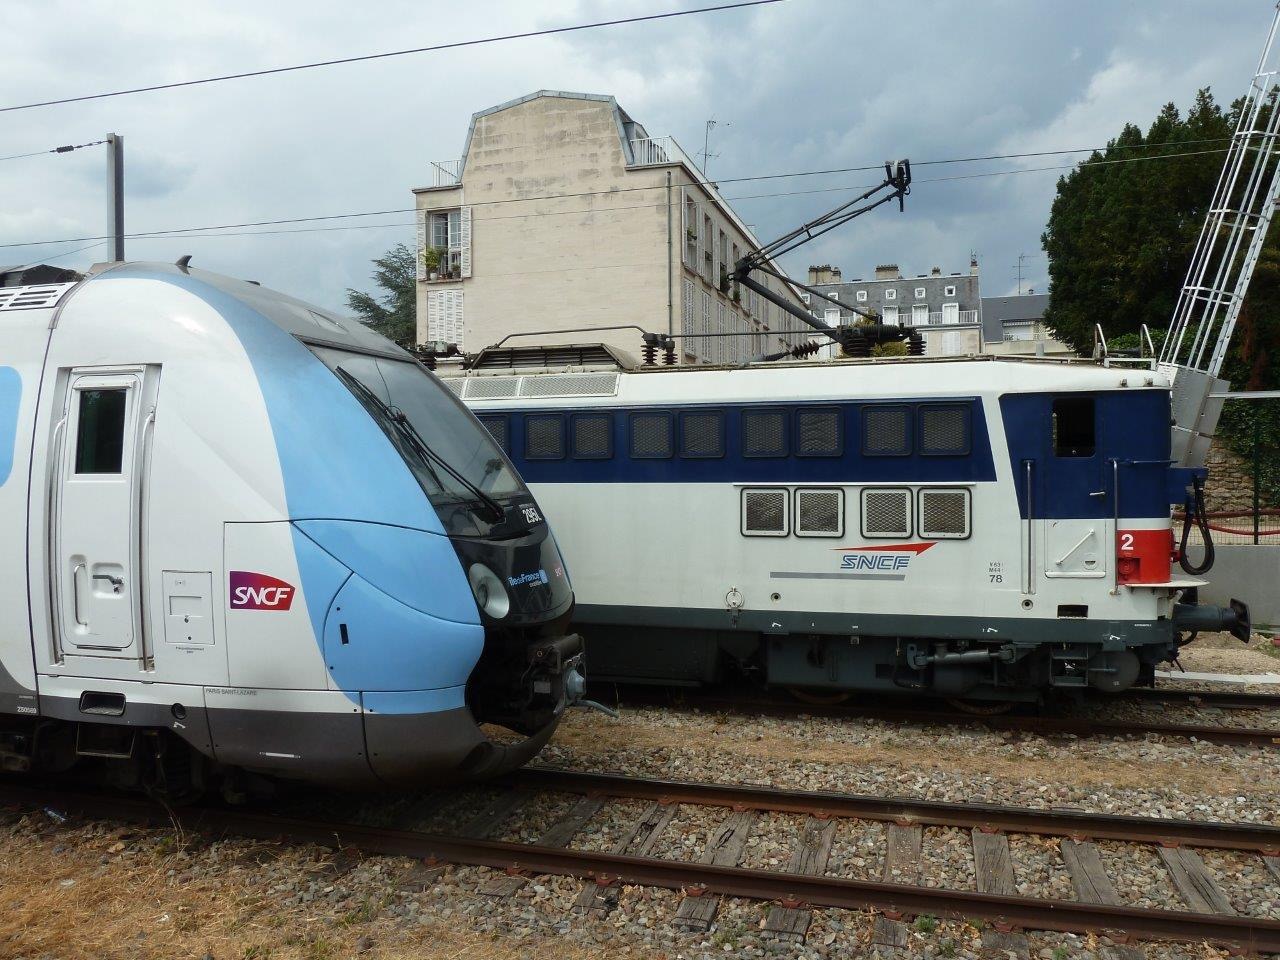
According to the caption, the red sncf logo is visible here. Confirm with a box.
[229,571,295,611]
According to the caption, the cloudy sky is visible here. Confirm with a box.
[0,1,1271,311]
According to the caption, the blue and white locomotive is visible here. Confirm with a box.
[452,355,1248,702]
[0,260,581,796]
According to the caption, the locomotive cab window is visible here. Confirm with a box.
[74,388,128,474]
[1052,396,1095,457]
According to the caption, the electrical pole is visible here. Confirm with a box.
[107,133,124,262]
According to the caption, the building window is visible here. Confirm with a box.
[915,287,926,299]
[912,304,928,325]
[702,214,713,283]
[942,302,960,324]
[944,284,956,297]
[427,209,463,279]
[683,194,699,268]
[824,307,840,326]
[718,231,729,289]
[856,290,867,302]
[830,291,840,301]
[884,288,897,301]
[882,305,899,323]
[800,292,811,305]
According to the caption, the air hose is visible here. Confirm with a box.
[1179,474,1215,575]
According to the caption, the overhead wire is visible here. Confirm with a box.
[0,143,1233,251]
[0,1,784,114]
[0,139,111,163]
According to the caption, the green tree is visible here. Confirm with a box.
[1041,89,1280,502]
[346,243,417,345]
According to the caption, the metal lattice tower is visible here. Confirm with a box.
[1159,2,1280,465]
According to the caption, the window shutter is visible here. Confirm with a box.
[459,205,472,278]
[415,209,427,281]
[427,289,465,347]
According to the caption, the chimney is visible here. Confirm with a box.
[874,263,901,280]
[930,266,942,277]
[969,256,979,276]
[807,264,842,285]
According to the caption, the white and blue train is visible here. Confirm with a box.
[0,261,581,796]
[451,356,1249,702]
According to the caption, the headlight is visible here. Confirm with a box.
[468,563,510,619]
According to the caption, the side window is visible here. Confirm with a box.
[477,414,509,454]
[918,404,971,456]
[1052,397,1096,457]
[74,388,127,474]
[680,410,724,459]
[571,413,612,459]
[742,409,788,458]
[862,405,912,456]
[524,414,565,461]
[630,411,673,459]
[796,407,842,457]
[741,488,788,536]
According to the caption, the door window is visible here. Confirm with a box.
[74,388,127,474]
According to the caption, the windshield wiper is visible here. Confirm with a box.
[335,367,506,523]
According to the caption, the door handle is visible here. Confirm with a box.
[92,574,124,595]
[72,563,88,626]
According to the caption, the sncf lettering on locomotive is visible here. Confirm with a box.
[840,554,912,571]
[229,571,296,611]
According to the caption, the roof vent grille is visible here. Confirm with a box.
[0,282,76,312]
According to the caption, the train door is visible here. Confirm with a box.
[52,369,154,658]
[1040,396,1108,582]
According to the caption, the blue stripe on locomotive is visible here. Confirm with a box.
[485,389,1174,520]
[96,267,483,713]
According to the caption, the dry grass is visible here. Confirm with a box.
[551,712,1263,795]
[1177,630,1280,675]
[0,816,636,960]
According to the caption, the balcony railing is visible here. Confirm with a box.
[922,309,978,326]
[629,136,674,166]
[427,159,461,187]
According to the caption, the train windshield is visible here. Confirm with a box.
[310,345,525,510]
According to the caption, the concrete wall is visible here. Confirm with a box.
[1200,545,1280,629]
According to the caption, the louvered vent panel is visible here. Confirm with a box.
[795,489,843,537]
[863,406,910,456]
[682,412,723,457]
[442,377,466,395]
[0,282,76,312]
[519,372,619,398]
[743,410,786,457]
[920,405,969,455]
[797,409,840,456]
[742,488,788,535]
[919,489,970,538]
[630,413,672,458]
[464,376,520,400]
[478,415,508,452]
[573,415,611,458]
[525,416,564,459]
[861,489,911,538]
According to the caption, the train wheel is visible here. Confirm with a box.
[945,697,1015,716]
[786,686,854,706]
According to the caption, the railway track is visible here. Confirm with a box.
[597,684,1280,748]
[7,769,1280,955]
